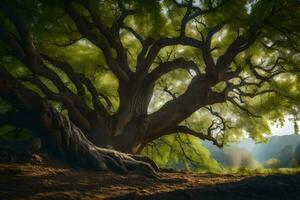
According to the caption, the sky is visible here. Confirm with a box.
[270,117,294,136]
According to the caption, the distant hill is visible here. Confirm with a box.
[203,134,300,167]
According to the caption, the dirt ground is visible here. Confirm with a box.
[1,162,300,200]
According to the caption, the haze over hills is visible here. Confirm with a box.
[203,134,300,168]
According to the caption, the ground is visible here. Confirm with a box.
[1,161,300,200]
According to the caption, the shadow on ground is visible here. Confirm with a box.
[109,174,300,200]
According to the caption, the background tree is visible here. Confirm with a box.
[294,143,300,165]
[263,158,280,169]
[278,144,294,167]
[0,0,299,173]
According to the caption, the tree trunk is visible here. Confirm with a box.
[99,78,154,153]
[86,113,149,154]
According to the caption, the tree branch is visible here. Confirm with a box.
[216,23,261,73]
[202,22,226,75]
[81,0,131,74]
[169,125,224,148]
[40,54,111,117]
[146,58,200,83]
[138,36,204,75]
[19,76,91,131]
[63,0,129,82]
[0,1,73,93]
[76,73,111,116]
[0,66,43,112]
[41,54,85,97]
[146,75,226,143]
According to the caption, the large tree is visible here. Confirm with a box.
[0,0,299,173]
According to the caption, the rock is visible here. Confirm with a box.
[30,154,43,164]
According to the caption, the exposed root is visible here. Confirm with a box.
[40,104,158,177]
[94,147,158,178]
[129,154,160,172]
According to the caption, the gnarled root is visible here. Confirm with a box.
[129,154,160,172]
[93,147,158,177]
[40,104,157,177]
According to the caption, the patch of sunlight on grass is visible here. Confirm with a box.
[220,167,300,176]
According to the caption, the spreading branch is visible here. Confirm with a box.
[63,0,129,82]
[170,125,224,148]
[147,58,200,83]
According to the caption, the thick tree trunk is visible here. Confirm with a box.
[100,78,154,153]
[86,114,149,154]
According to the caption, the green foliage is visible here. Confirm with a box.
[279,144,294,167]
[228,167,300,176]
[0,126,32,141]
[142,133,222,172]
[288,158,298,168]
[295,143,300,163]
[263,158,280,169]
